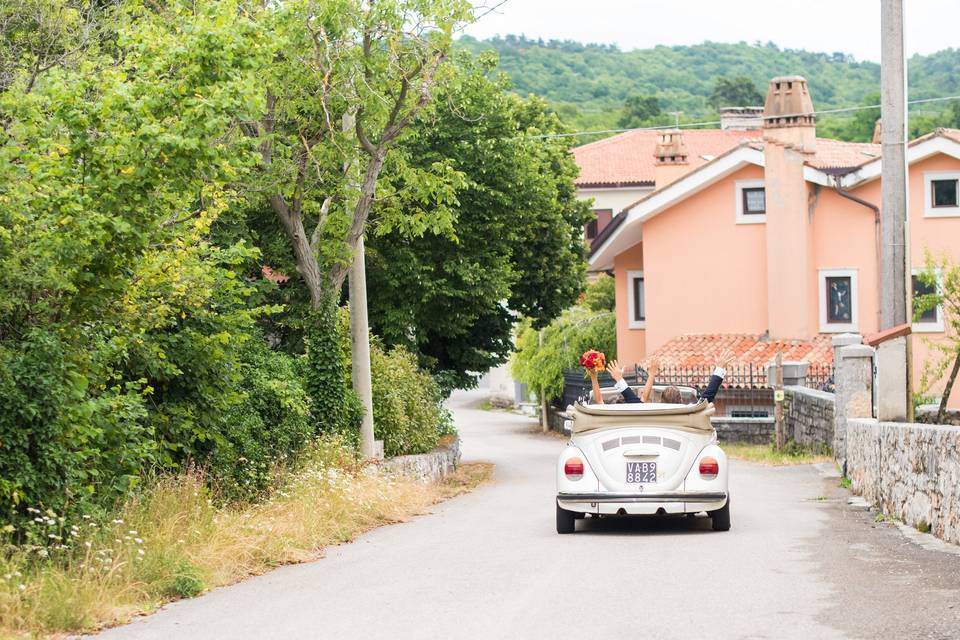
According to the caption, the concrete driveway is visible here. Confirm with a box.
[92,389,960,640]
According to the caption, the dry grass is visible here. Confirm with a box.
[0,440,493,639]
[724,442,834,466]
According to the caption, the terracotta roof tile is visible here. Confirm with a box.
[573,129,759,187]
[646,333,834,387]
[806,138,880,169]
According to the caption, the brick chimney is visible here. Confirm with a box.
[653,129,690,188]
[762,76,817,340]
[762,76,816,153]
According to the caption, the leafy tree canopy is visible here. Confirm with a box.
[709,75,764,109]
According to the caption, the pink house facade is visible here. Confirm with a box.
[580,77,960,407]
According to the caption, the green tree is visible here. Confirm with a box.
[709,75,764,109]
[915,253,960,423]
[365,53,591,389]
[617,94,662,129]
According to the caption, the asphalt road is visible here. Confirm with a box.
[92,389,960,640]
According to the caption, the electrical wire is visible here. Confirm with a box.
[528,94,960,140]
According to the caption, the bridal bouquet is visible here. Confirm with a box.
[579,349,606,374]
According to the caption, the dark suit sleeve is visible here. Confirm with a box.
[699,374,724,403]
[620,386,643,404]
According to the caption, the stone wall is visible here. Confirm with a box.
[916,406,960,427]
[847,419,960,546]
[783,386,835,450]
[711,417,774,444]
[381,438,461,482]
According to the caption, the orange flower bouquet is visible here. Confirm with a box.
[580,349,606,374]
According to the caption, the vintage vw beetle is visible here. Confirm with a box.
[556,391,730,533]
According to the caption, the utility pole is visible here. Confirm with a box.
[344,112,377,459]
[880,0,913,419]
[880,0,909,329]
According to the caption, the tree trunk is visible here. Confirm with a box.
[270,195,325,307]
[937,350,960,424]
[329,148,387,291]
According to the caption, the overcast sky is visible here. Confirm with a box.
[463,0,960,62]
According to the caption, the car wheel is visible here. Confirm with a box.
[710,496,731,531]
[574,512,586,520]
[556,501,576,534]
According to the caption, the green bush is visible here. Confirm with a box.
[511,304,617,402]
[370,341,452,457]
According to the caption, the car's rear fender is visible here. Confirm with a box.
[683,443,729,511]
[557,444,599,513]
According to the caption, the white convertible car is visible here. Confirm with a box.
[556,393,730,533]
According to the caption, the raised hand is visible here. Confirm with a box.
[606,359,625,382]
[646,358,660,376]
[715,347,735,370]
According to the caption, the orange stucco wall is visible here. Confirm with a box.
[611,151,960,407]
[848,154,960,407]
[640,165,769,358]
[614,243,646,363]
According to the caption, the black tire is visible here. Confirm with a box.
[556,501,576,534]
[710,496,731,531]
[574,512,586,520]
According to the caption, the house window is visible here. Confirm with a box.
[586,209,612,242]
[818,269,858,333]
[627,270,645,329]
[735,180,766,224]
[912,270,944,332]
[585,218,598,240]
[924,172,960,217]
[932,179,959,208]
[742,187,766,214]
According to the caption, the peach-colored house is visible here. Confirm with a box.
[580,76,960,407]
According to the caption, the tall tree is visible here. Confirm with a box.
[365,54,591,389]
[709,75,764,109]
[617,94,662,129]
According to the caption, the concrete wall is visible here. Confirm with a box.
[783,386,835,449]
[578,186,652,215]
[846,419,960,545]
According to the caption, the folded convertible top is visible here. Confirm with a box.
[567,400,716,434]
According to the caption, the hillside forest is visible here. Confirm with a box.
[458,36,960,141]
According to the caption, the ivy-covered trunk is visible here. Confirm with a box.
[303,294,364,437]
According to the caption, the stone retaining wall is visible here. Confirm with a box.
[711,417,774,444]
[847,419,960,545]
[381,437,461,482]
[916,406,960,427]
[783,386,835,449]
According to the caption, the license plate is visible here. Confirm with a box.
[626,461,657,483]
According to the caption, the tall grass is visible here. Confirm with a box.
[0,438,492,638]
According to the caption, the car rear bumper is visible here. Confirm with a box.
[557,491,727,504]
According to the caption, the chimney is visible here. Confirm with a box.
[762,76,816,153]
[653,129,690,188]
[762,75,817,340]
[720,106,764,130]
[872,119,882,144]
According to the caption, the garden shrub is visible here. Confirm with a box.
[369,341,452,457]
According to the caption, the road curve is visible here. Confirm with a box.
[90,389,960,640]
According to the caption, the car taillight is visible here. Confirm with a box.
[699,456,719,478]
[564,457,584,480]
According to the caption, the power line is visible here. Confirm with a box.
[529,94,960,140]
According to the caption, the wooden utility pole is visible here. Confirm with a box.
[774,352,785,450]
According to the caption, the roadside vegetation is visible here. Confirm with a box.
[0,437,492,638]
[724,441,833,466]
[0,0,582,633]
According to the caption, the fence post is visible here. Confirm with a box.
[774,352,785,450]
[833,338,874,475]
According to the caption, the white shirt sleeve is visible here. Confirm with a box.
[613,379,629,392]
[713,367,726,379]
